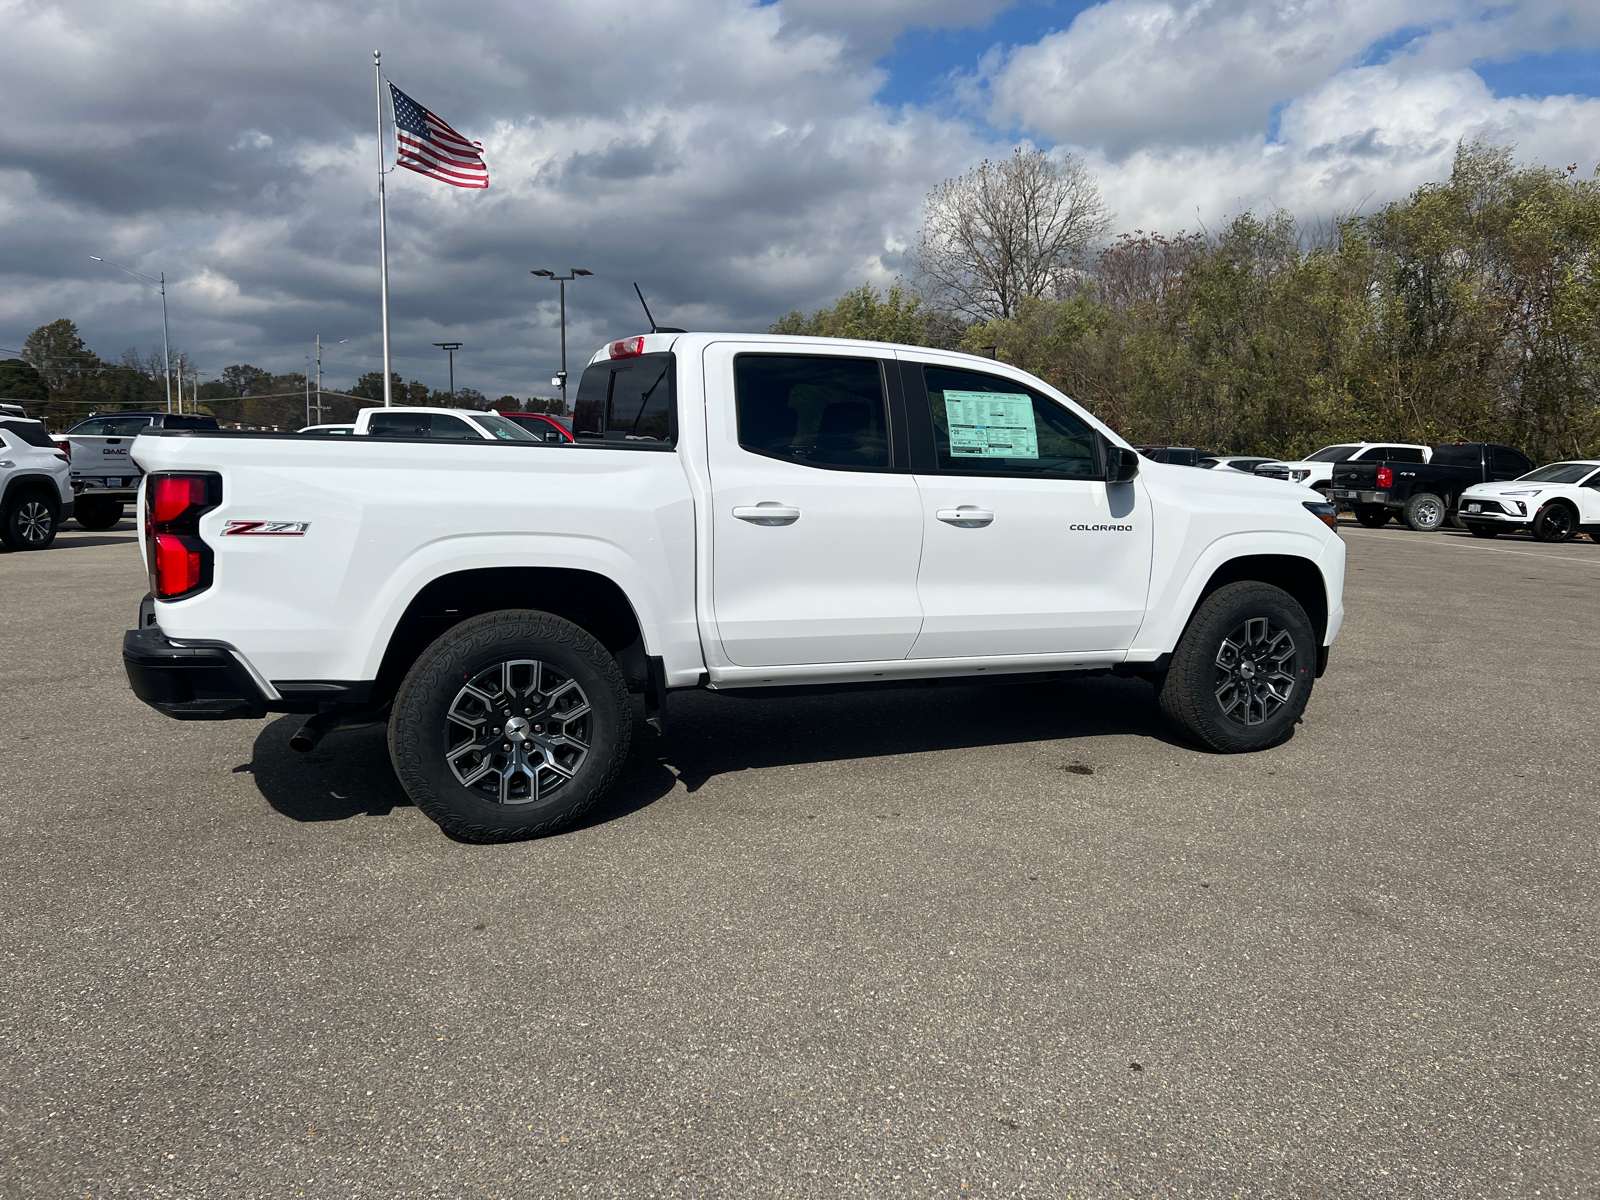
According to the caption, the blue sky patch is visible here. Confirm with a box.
[1473,47,1600,99]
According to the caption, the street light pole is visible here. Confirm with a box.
[432,342,462,403]
[531,268,592,411]
[90,256,172,413]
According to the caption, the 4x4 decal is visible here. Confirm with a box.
[222,520,310,536]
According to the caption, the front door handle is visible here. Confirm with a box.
[733,503,801,526]
[936,506,994,527]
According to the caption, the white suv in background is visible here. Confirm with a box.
[0,417,73,550]
[1460,460,1600,543]
[1256,442,1432,492]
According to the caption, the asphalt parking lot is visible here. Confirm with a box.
[3,519,1597,1199]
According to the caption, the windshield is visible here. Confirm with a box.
[1304,444,1359,463]
[1517,462,1598,484]
[471,414,539,441]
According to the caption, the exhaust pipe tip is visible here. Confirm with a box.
[289,723,326,753]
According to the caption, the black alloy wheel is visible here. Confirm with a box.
[388,609,631,842]
[1531,503,1576,543]
[1353,506,1390,528]
[1466,523,1501,539]
[2,491,57,551]
[74,498,124,530]
[1158,581,1315,753]
[1403,492,1446,532]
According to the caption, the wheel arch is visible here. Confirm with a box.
[373,567,652,704]
[2,472,63,512]
[1195,554,1328,648]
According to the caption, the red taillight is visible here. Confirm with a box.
[54,439,71,462]
[144,473,219,599]
[608,336,646,359]
[1376,466,1393,488]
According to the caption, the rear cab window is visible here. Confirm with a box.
[69,416,153,437]
[574,353,675,446]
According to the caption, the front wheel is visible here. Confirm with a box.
[1403,492,1446,532]
[2,489,58,550]
[388,610,632,842]
[1158,581,1316,753]
[1531,503,1576,543]
[1353,505,1390,528]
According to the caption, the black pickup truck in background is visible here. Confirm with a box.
[1328,442,1535,531]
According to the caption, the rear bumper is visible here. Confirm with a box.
[1327,488,1391,506]
[123,625,269,721]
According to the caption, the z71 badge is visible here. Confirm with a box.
[222,520,310,536]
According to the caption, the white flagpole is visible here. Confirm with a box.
[374,50,393,408]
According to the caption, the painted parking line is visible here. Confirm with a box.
[1340,525,1600,568]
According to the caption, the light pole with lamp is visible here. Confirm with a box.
[90,255,172,413]
[530,268,591,411]
[432,342,463,403]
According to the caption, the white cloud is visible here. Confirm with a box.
[1087,65,1600,234]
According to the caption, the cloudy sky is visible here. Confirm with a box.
[3,0,1599,400]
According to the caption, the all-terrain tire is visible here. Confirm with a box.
[74,499,124,530]
[1157,581,1316,753]
[388,609,632,842]
[1,488,58,551]
[1403,492,1446,532]
[1353,505,1390,528]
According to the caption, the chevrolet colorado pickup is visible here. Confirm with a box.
[122,333,1347,842]
[1328,442,1535,531]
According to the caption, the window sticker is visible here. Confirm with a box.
[943,391,1038,459]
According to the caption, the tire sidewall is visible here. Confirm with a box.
[4,489,58,550]
[1161,581,1316,753]
[389,610,630,841]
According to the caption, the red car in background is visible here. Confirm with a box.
[498,412,574,443]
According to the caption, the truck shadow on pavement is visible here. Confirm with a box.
[246,674,1181,834]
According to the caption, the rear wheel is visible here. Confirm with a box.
[2,489,58,551]
[1466,523,1501,539]
[1403,492,1446,532]
[1158,581,1316,753]
[74,498,124,530]
[1531,502,1577,543]
[1353,505,1390,528]
[388,609,631,842]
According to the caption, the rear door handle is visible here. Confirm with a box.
[733,504,801,525]
[936,507,994,527]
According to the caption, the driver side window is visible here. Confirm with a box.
[921,366,1098,478]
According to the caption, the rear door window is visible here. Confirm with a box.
[69,416,152,437]
[921,366,1098,478]
[733,355,889,469]
[1380,446,1425,463]
[574,353,676,445]
[1490,446,1533,477]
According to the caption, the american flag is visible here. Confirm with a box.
[388,82,488,190]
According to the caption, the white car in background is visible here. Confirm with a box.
[352,407,538,441]
[1255,442,1431,492]
[1459,460,1600,543]
[0,416,73,550]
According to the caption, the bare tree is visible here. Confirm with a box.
[909,148,1114,323]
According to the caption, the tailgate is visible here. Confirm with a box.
[1331,461,1379,489]
[68,435,142,485]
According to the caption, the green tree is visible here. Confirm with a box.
[0,358,49,408]
[769,282,927,345]
[352,371,404,402]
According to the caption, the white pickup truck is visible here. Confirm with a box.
[123,333,1346,842]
